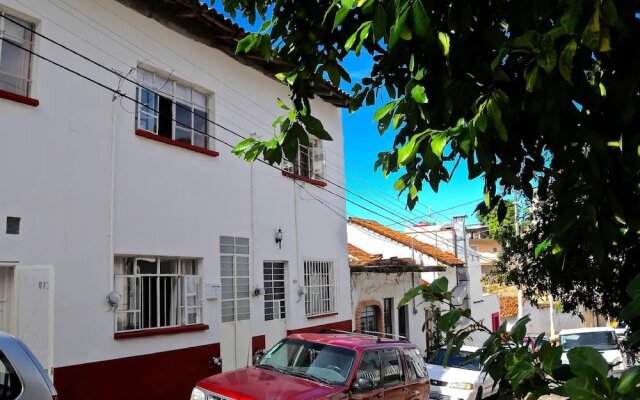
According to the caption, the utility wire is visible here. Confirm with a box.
[2,25,495,264]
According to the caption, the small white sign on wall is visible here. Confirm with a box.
[204,282,221,300]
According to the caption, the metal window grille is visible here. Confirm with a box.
[282,140,325,180]
[220,236,251,323]
[303,260,336,317]
[383,298,393,335]
[136,67,210,149]
[361,306,377,332]
[0,12,34,97]
[264,262,286,321]
[114,257,202,332]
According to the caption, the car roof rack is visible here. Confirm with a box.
[320,328,407,343]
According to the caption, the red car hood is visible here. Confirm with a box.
[196,367,348,400]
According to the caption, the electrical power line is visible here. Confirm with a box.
[2,20,496,264]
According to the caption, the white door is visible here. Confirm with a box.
[14,265,54,374]
[220,237,252,372]
[263,262,287,349]
[0,267,13,332]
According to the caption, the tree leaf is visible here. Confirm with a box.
[236,34,257,54]
[559,40,577,83]
[299,114,332,140]
[602,0,618,26]
[373,4,387,41]
[410,84,428,104]
[373,100,399,121]
[398,284,425,307]
[430,131,449,158]
[535,238,551,257]
[333,6,351,30]
[409,184,418,200]
[540,344,563,374]
[276,98,290,110]
[437,309,462,331]
[626,273,640,297]
[398,131,427,166]
[616,367,640,394]
[390,9,409,50]
[438,31,450,57]
[429,276,448,293]
[537,50,557,73]
[563,377,605,400]
[510,315,531,342]
[486,98,507,141]
[620,296,640,321]
[567,346,610,382]
[393,176,407,191]
[411,1,432,41]
[232,137,258,156]
[525,65,539,93]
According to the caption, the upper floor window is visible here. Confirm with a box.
[136,68,209,149]
[113,256,202,332]
[0,12,34,97]
[283,139,325,181]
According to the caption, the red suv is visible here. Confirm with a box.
[191,333,430,399]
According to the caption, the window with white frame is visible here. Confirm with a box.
[0,12,34,97]
[282,139,325,180]
[113,257,202,332]
[264,262,285,321]
[304,260,336,317]
[136,67,210,149]
[220,236,250,323]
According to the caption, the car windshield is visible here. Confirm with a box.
[257,338,356,386]
[427,349,481,371]
[560,331,618,351]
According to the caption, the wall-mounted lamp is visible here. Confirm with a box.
[275,228,283,249]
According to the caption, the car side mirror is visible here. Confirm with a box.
[253,350,265,365]
[352,377,374,392]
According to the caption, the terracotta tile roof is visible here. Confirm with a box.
[349,218,464,266]
[499,296,519,318]
[347,244,382,264]
[116,0,349,107]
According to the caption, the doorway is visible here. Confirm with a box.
[398,304,409,340]
[263,261,287,349]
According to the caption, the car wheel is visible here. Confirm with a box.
[475,387,483,400]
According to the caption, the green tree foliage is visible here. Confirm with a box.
[222,0,640,332]
[475,199,516,243]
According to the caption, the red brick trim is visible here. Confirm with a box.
[282,171,328,187]
[54,342,220,400]
[287,319,353,335]
[135,129,220,157]
[0,89,39,107]
[114,323,209,339]
[354,300,384,333]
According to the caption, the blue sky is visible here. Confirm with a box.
[210,2,485,225]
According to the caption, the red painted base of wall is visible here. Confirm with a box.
[53,343,220,400]
[287,319,353,335]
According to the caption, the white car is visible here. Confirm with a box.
[426,346,496,400]
[559,327,626,372]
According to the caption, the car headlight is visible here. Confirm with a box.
[191,388,206,400]
[449,382,475,390]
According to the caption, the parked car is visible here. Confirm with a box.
[191,332,430,399]
[559,327,626,371]
[0,332,58,399]
[425,346,495,400]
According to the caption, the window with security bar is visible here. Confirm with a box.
[303,260,336,317]
[136,67,210,149]
[113,257,202,332]
[0,12,34,97]
[220,236,250,323]
[282,139,325,180]
[264,262,285,321]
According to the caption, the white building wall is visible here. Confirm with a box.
[0,0,349,374]
[504,301,583,335]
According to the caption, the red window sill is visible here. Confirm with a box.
[0,89,39,107]
[307,312,338,320]
[282,171,327,187]
[135,129,219,157]
[114,324,209,340]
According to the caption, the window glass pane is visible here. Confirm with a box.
[0,35,30,96]
[116,312,138,332]
[137,68,155,87]
[381,349,403,386]
[220,236,235,245]
[235,245,250,255]
[137,258,157,274]
[236,237,249,246]
[193,109,208,148]
[181,260,197,275]
[356,351,381,389]
[138,89,158,132]
[175,102,192,143]
[403,348,427,381]
[193,90,207,107]
[114,257,134,275]
[160,259,178,274]
[176,82,191,101]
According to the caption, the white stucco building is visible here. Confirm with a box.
[0,0,351,398]
[347,217,497,353]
